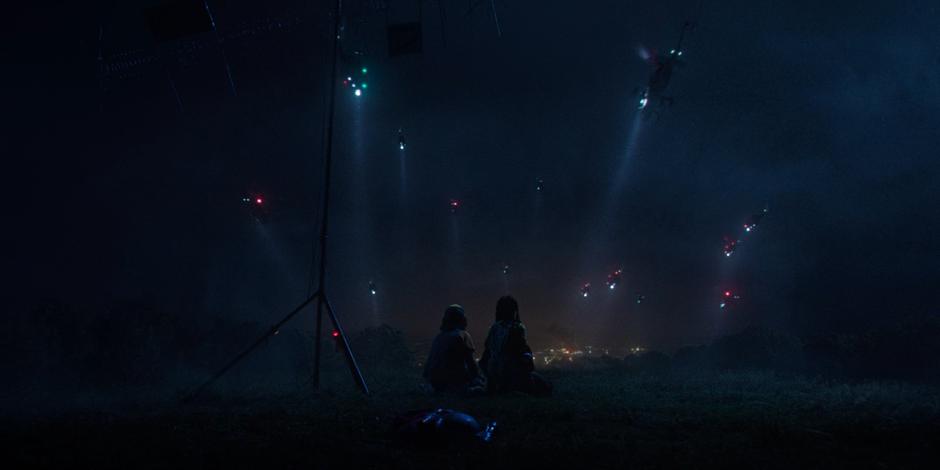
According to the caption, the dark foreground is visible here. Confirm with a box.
[6,367,940,469]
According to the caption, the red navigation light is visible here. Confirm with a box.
[331,330,340,338]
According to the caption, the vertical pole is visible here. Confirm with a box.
[313,0,343,390]
[314,296,323,388]
[438,0,448,48]
[97,24,105,113]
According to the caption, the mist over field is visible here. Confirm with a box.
[4,0,940,467]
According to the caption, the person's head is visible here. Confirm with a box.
[495,295,520,323]
[440,304,468,331]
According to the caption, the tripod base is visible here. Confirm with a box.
[314,292,369,393]
[183,290,369,403]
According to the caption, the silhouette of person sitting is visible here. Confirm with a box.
[479,296,552,396]
[423,304,485,393]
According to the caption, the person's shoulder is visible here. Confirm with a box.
[457,330,475,350]
[457,330,474,342]
[508,321,527,340]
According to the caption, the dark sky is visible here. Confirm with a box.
[7,0,940,351]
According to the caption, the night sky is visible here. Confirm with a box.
[7,0,940,352]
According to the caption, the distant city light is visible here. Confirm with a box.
[535,344,613,366]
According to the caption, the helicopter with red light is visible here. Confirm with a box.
[720,290,741,309]
[605,268,623,290]
[242,193,270,222]
[722,236,740,257]
[580,283,592,298]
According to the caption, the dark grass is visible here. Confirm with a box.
[5,365,940,469]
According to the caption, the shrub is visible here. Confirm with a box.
[623,350,671,374]
[804,314,940,382]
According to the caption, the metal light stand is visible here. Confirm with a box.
[184,0,368,402]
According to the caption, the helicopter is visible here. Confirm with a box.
[605,268,623,290]
[719,290,741,309]
[241,193,270,223]
[722,236,740,257]
[637,21,694,111]
[341,51,370,97]
[580,283,592,298]
[743,206,770,232]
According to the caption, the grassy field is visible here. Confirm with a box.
[6,365,940,469]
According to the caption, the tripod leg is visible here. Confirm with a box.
[182,291,320,403]
[323,296,370,395]
[314,295,324,389]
